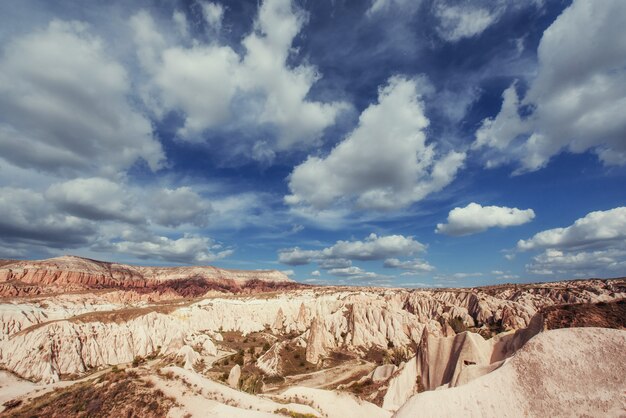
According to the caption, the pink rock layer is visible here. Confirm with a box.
[0,255,299,298]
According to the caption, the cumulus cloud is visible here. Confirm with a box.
[436,202,535,236]
[473,0,626,172]
[131,0,346,153]
[285,76,465,211]
[0,20,165,177]
[527,248,626,277]
[383,258,435,272]
[278,233,426,266]
[517,207,626,251]
[103,234,233,264]
[518,207,626,278]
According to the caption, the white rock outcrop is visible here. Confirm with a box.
[382,359,418,411]
[256,342,284,376]
[227,364,241,388]
[371,364,398,383]
[394,327,626,418]
[176,345,201,370]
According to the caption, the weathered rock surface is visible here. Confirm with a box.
[0,278,624,383]
[176,345,201,370]
[256,342,284,376]
[416,312,543,392]
[227,364,241,388]
[394,327,626,418]
[0,255,294,297]
[371,364,398,383]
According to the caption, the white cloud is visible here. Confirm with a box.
[383,258,435,272]
[452,272,483,279]
[131,0,346,153]
[473,0,626,172]
[278,247,319,265]
[281,269,295,277]
[317,258,352,269]
[434,2,501,42]
[105,234,233,264]
[436,202,535,236]
[172,10,189,37]
[491,270,504,275]
[46,178,143,224]
[367,0,419,15]
[518,207,626,278]
[326,266,386,280]
[278,233,426,266]
[527,248,626,277]
[286,76,465,211]
[518,207,626,251]
[0,20,165,177]
[200,2,224,31]
[496,274,519,280]
[310,270,321,277]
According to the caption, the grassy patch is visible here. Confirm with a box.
[5,369,177,418]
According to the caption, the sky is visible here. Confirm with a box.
[0,0,625,288]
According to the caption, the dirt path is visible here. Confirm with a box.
[283,359,374,389]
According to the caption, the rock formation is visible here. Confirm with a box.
[0,257,624,418]
[256,342,284,376]
[415,312,543,392]
[227,364,241,388]
[0,255,295,298]
[394,327,626,417]
[382,358,418,411]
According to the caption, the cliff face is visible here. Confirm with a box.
[0,255,294,297]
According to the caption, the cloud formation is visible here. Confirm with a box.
[436,202,535,236]
[519,207,626,277]
[132,0,346,153]
[526,248,626,277]
[0,187,96,248]
[278,233,425,266]
[0,21,165,177]
[286,76,465,211]
[434,2,501,42]
[46,178,143,224]
[518,207,626,251]
[103,234,233,264]
[474,0,626,172]
[383,258,435,272]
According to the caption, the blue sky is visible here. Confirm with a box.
[0,0,625,287]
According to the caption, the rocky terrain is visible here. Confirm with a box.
[0,255,298,298]
[0,256,624,417]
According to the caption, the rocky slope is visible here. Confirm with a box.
[0,278,623,384]
[394,327,626,417]
[0,258,624,417]
[0,255,295,298]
